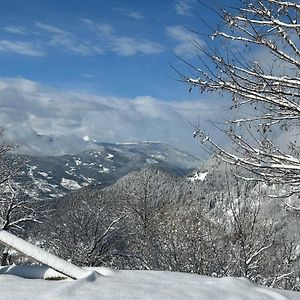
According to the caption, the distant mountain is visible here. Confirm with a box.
[14,142,202,200]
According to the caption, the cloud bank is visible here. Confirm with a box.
[0,77,227,156]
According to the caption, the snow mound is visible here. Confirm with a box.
[0,265,67,280]
[0,265,115,280]
[0,267,299,300]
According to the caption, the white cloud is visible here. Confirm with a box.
[174,0,194,16]
[0,40,44,56]
[3,26,27,35]
[126,11,144,19]
[1,20,162,58]
[0,77,226,156]
[82,19,164,56]
[35,21,104,56]
[112,8,144,19]
[80,73,95,79]
[166,25,204,58]
[111,36,163,56]
[34,22,65,34]
[81,19,114,37]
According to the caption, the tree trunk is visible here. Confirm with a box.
[1,251,8,266]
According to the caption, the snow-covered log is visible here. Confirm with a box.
[0,230,92,279]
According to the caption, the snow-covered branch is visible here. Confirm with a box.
[180,0,300,191]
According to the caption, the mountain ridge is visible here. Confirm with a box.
[12,141,202,201]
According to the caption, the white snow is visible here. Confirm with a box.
[82,162,95,166]
[27,165,37,178]
[116,142,138,145]
[49,192,64,198]
[151,154,165,160]
[80,175,94,183]
[74,158,81,166]
[0,266,299,300]
[0,265,112,280]
[65,167,76,176]
[189,171,208,182]
[0,264,68,280]
[99,167,110,173]
[83,135,97,142]
[146,158,158,164]
[103,167,109,173]
[61,178,81,190]
[37,171,49,178]
[91,151,103,158]
[106,153,114,159]
[0,230,91,280]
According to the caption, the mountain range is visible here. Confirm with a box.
[15,141,202,200]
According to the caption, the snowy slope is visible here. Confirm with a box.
[0,267,299,300]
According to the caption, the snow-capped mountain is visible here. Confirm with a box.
[15,142,202,200]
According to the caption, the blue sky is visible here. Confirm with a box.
[0,0,230,156]
[0,0,209,99]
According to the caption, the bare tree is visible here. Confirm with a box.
[223,181,275,280]
[0,128,23,186]
[108,167,182,269]
[41,187,124,267]
[152,200,217,274]
[0,182,42,265]
[179,0,300,193]
[0,130,43,265]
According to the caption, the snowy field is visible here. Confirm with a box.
[0,265,299,300]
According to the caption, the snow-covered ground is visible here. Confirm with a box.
[0,265,299,300]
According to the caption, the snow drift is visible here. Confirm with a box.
[0,266,299,300]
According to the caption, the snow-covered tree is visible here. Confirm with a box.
[39,187,124,267]
[0,130,40,265]
[0,183,43,265]
[111,168,174,269]
[181,0,300,193]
